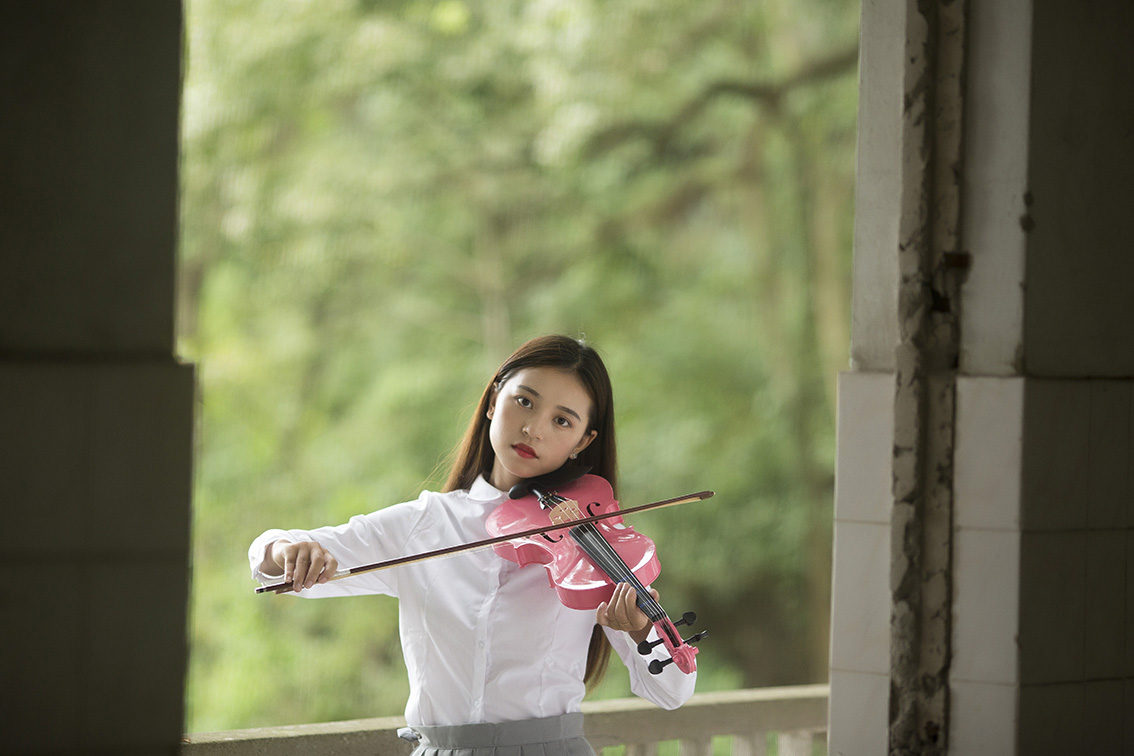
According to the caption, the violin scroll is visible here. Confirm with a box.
[637,611,706,675]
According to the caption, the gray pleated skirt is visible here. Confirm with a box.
[408,713,596,756]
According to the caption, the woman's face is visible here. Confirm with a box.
[486,366,597,492]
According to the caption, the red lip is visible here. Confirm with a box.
[513,444,538,459]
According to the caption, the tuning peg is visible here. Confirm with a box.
[684,630,708,645]
[674,611,697,628]
[648,657,674,675]
[637,636,665,655]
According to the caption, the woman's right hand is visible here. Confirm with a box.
[270,539,339,592]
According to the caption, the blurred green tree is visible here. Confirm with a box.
[180,0,858,731]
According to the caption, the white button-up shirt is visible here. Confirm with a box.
[249,476,697,726]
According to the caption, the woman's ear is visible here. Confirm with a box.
[574,429,598,457]
[486,384,500,420]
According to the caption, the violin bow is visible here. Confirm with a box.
[256,488,714,594]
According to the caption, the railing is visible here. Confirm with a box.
[181,685,828,756]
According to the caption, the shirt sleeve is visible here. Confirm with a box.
[247,492,436,599]
[603,623,697,709]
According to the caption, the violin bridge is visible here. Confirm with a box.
[546,499,584,525]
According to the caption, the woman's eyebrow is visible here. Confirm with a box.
[517,384,583,422]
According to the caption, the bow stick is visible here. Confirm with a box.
[256,489,714,594]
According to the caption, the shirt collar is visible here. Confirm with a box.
[468,474,508,502]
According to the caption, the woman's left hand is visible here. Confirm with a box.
[597,582,655,644]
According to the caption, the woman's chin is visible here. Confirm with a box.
[490,457,560,490]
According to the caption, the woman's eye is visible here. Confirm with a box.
[555,416,571,428]
[516,396,533,408]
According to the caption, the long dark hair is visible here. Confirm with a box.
[443,334,618,689]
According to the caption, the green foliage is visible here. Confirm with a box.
[180,0,859,732]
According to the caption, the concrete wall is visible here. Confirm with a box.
[1022,0,1134,378]
[0,3,194,754]
[954,0,1133,751]
[832,0,1134,753]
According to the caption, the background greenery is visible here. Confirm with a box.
[179,0,859,732]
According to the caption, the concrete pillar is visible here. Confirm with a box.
[830,0,1134,753]
[0,3,194,754]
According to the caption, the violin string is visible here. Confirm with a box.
[564,516,685,649]
[569,523,667,621]
[569,514,667,619]
[539,491,669,623]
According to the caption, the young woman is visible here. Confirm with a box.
[249,335,696,756]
